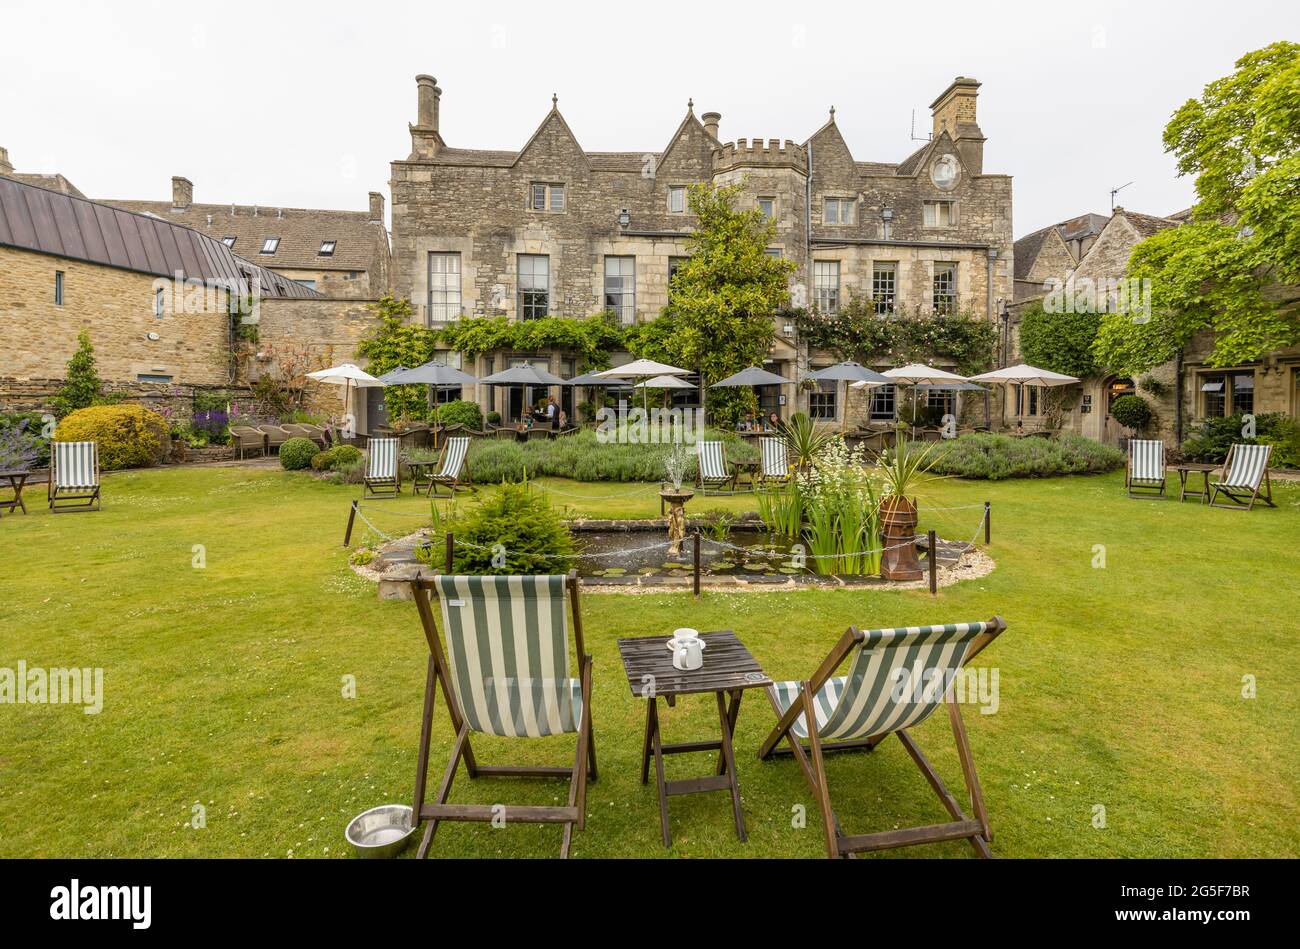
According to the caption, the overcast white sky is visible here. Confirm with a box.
[2,0,1296,237]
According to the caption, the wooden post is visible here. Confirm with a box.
[693,532,701,599]
[984,501,991,545]
[928,529,937,596]
[444,531,454,574]
[344,500,357,547]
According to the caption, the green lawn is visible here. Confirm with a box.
[1,464,1297,858]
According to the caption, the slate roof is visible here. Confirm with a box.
[8,173,84,198]
[101,198,385,274]
[1013,225,1055,282]
[0,176,319,299]
[1119,208,1181,238]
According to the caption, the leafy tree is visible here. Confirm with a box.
[357,296,439,421]
[1095,41,1300,372]
[52,329,105,417]
[628,183,795,425]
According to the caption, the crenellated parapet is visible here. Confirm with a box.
[711,138,808,175]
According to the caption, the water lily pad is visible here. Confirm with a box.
[603,568,627,577]
[742,562,767,571]
[662,562,691,570]
[779,567,800,575]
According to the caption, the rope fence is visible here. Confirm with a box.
[344,496,992,598]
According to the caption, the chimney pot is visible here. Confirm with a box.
[415,74,441,131]
[369,191,385,224]
[701,112,721,141]
[0,146,12,176]
[171,176,193,210]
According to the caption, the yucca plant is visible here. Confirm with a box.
[878,424,946,500]
[779,412,835,473]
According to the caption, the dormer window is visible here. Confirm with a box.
[222,236,237,248]
[823,197,855,225]
[319,240,337,257]
[260,237,280,255]
[530,183,565,212]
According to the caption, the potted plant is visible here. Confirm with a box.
[877,424,942,581]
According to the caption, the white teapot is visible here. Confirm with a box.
[669,629,707,671]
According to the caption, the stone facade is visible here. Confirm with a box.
[391,74,1013,426]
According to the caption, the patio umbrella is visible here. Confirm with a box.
[861,363,970,434]
[564,369,629,387]
[381,361,481,447]
[480,364,568,425]
[594,358,690,413]
[711,366,793,388]
[969,363,1080,427]
[635,374,695,410]
[306,363,382,435]
[805,362,891,432]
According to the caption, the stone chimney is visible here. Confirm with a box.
[369,191,385,224]
[172,176,193,210]
[409,74,445,160]
[929,77,985,174]
[701,112,721,141]
[0,147,12,176]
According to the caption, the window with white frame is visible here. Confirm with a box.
[222,236,237,248]
[668,186,687,214]
[813,261,840,314]
[260,237,280,255]
[923,201,957,227]
[428,252,462,322]
[872,262,896,316]
[517,254,549,319]
[823,197,854,225]
[530,182,565,212]
[604,256,635,325]
[933,262,957,315]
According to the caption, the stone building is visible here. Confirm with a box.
[389,73,1013,430]
[0,175,320,414]
[104,177,391,299]
[1008,207,1300,446]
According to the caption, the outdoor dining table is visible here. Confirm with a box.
[407,460,441,497]
[0,469,30,517]
[616,630,772,848]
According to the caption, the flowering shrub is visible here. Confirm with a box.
[797,438,883,576]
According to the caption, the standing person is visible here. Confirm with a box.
[546,397,558,426]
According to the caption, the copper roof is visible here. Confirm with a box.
[0,176,320,299]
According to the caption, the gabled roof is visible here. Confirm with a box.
[1117,208,1181,239]
[8,173,84,198]
[0,176,319,299]
[515,105,591,171]
[100,198,384,273]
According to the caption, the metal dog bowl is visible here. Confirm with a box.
[345,804,415,859]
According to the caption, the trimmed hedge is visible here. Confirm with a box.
[280,437,319,470]
[311,444,364,471]
[433,399,484,430]
[928,433,1126,480]
[55,405,167,470]
[1181,412,1300,468]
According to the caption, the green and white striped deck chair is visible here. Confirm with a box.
[758,617,1007,858]
[695,440,735,493]
[1126,438,1167,499]
[423,436,475,497]
[1209,443,1274,511]
[49,441,101,513]
[409,572,597,859]
[758,436,790,486]
[363,436,400,498]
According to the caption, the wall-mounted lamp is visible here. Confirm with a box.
[617,208,631,228]
[881,207,894,222]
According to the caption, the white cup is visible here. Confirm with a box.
[671,628,700,645]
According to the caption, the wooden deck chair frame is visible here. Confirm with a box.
[423,436,477,497]
[757,616,1007,859]
[758,436,791,487]
[363,437,401,499]
[1208,443,1275,512]
[1126,438,1167,500]
[49,441,101,513]
[409,571,597,859]
[695,440,736,494]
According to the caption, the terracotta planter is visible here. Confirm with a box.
[879,495,923,581]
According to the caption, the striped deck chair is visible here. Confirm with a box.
[363,437,401,498]
[758,617,1007,858]
[49,441,101,513]
[1126,438,1167,499]
[422,436,475,497]
[695,440,735,493]
[758,437,790,487]
[1209,443,1275,511]
[409,572,597,859]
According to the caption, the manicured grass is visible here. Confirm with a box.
[1,464,1297,858]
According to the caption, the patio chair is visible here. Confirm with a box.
[421,436,475,497]
[229,425,267,459]
[493,426,520,441]
[758,436,791,487]
[258,425,292,453]
[48,441,101,513]
[282,424,329,449]
[524,427,551,442]
[758,617,1008,858]
[696,440,736,493]
[409,572,597,859]
[1209,443,1275,511]
[363,437,401,498]
[1126,438,1167,499]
